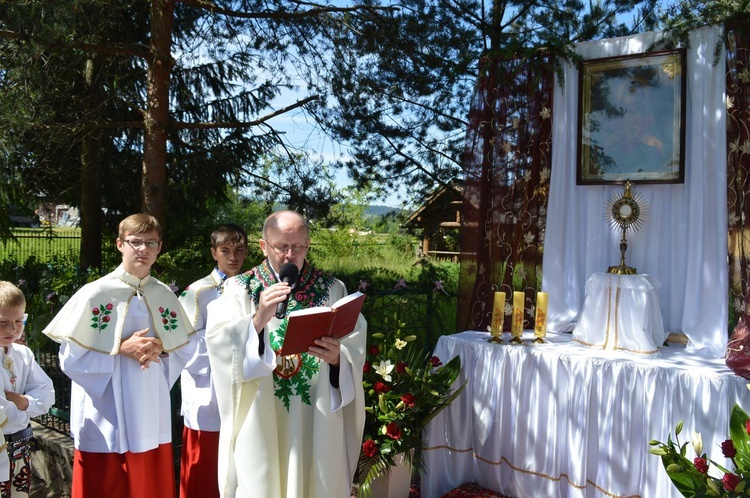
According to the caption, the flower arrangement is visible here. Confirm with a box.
[355,313,464,496]
[649,395,750,496]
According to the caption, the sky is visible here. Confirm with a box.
[266,107,410,209]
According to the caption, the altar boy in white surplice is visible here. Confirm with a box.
[178,223,248,498]
[43,214,196,498]
[0,281,54,498]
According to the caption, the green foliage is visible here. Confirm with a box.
[0,256,101,351]
[154,240,264,293]
[318,0,661,203]
[355,314,465,496]
[659,0,750,51]
[650,402,750,496]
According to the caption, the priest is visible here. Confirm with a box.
[206,210,366,498]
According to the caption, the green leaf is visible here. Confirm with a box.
[675,420,684,436]
[729,403,750,471]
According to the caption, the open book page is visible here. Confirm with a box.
[280,292,365,355]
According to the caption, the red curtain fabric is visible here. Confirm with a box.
[727,20,750,323]
[457,53,553,332]
[725,19,750,375]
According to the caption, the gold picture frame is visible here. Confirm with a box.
[577,49,686,185]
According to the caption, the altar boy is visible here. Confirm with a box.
[43,214,196,498]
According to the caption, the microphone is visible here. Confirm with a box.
[275,262,299,319]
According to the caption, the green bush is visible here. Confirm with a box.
[0,255,101,351]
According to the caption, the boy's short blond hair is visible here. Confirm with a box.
[0,281,26,310]
[118,214,162,240]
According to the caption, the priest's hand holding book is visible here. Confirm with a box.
[253,281,351,365]
[280,291,366,358]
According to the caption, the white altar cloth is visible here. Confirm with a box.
[572,273,666,355]
[422,331,750,498]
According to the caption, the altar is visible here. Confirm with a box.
[422,331,750,498]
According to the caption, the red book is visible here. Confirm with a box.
[280,291,366,356]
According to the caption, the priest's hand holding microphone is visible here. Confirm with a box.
[253,261,340,365]
[252,262,297,334]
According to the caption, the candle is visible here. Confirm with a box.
[491,292,505,338]
[511,291,524,338]
[535,292,548,339]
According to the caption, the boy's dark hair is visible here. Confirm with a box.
[211,223,248,248]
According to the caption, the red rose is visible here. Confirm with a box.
[363,361,371,373]
[723,472,741,491]
[693,457,708,474]
[722,439,737,458]
[401,393,416,407]
[373,382,390,394]
[429,356,442,367]
[396,362,407,374]
[92,308,100,315]
[162,318,168,324]
[102,316,110,323]
[745,419,750,435]
[170,311,176,318]
[368,345,380,356]
[105,303,113,310]
[159,307,165,313]
[362,440,379,457]
[386,422,402,440]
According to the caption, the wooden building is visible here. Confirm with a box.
[402,183,462,260]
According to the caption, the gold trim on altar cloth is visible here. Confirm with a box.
[423,444,643,498]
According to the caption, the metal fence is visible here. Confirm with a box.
[34,348,70,435]
[1,230,81,264]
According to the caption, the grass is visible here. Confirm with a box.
[0,227,82,264]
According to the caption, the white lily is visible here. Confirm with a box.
[374,360,395,382]
[394,339,407,350]
[692,431,703,456]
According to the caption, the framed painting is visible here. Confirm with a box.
[577,49,686,185]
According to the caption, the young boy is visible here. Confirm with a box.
[0,281,55,498]
[178,223,248,498]
[42,214,196,498]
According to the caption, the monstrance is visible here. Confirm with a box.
[606,181,646,275]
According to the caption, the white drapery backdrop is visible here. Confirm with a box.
[543,26,728,358]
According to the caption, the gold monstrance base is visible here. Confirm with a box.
[607,263,637,275]
[607,232,637,275]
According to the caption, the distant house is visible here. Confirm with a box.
[402,183,462,260]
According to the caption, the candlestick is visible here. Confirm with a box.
[511,291,524,344]
[534,292,548,344]
[488,291,505,343]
